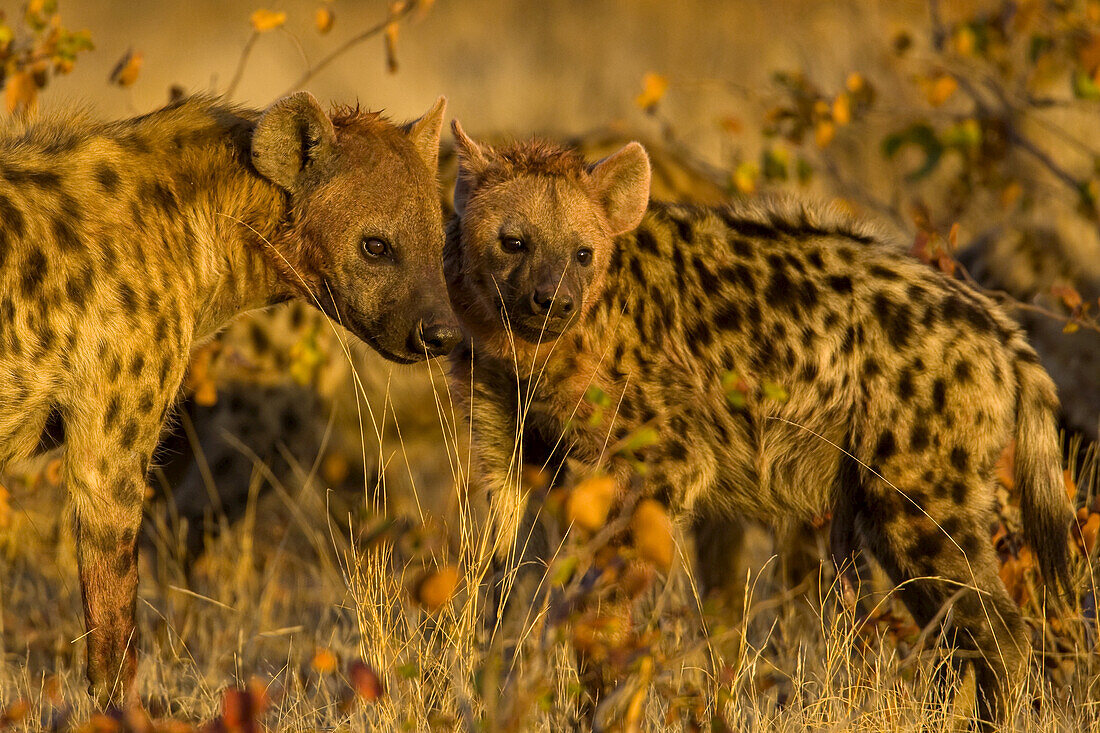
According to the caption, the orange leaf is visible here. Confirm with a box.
[250,9,287,32]
[315,6,334,33]
[413,565,459,611]
[0,484,11,530]
[634,72,668,113]
[5,71,37,115]
[631,499,675,571]
[1051,284,1083,310]
[832,93,851,125]
[566,475,617,532]
[922,74,958,107]
[311,647,338,674]
[814,119,836,148]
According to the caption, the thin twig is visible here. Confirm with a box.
[282,1,419,95]
[225,31,259,99]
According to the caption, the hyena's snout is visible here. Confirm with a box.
[407,318,462,357]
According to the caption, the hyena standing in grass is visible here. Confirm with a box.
[0,92,458,705]
[444,123,1074,724]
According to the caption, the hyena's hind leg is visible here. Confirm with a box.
[855,474,1027,728]
[64,363,183,706]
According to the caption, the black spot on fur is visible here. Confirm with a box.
[940,293,994,333]
[874,430,897,461]
[911,527,946,558]
[95,163,121,194]
[21,247,47,297]
[104,395,121,430]
[692,256,720,292]
[950,446,969,473]
[898,368,915,401]
[909,423,929,452]
[950,481,968,504]
[0,193,26,238]
[827,275,853,294]
[120,420,139,450]
[714,301,741,331]
[2,167,61,189]
[872,293,912,348]
[932,379,947,413]
[953,360,972,383]
[635,228,660,255]
[53,217,82,252]
[731,238,754,258]
[806,249,824,269]
[869,264,900,280]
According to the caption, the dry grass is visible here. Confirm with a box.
[1,423,1098,731]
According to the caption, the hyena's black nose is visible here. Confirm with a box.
[412,321,462,357]
[531,288,574,318]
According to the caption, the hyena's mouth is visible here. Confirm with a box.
[509,316,571,343]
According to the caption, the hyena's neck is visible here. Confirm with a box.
[118,99,295,337]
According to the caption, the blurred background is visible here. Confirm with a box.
[1,1,1099,727]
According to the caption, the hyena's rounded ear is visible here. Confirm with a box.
[589,142,651,236]
[403,96,447,171]
[451,119,489,217]
[252,91,337,191]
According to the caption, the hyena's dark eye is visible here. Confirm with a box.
[576,247,593,266]
[361,237,390,258]
[500,235,526,253]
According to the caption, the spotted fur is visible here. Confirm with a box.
[445,130,1074,725]
[0,92,455,705]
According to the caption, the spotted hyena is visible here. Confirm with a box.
[154,133,732,557]
[0,92,458,705]
[443,123,1074,723]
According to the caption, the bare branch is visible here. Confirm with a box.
[282,1,419,96]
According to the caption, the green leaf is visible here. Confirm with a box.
[881,122,944,180]
[621,426,659,453]
[396,662,419,679]
[796,156,814,185]
[762,381,789,403]
[1072,69,1100,101]
[584,384,611,409]
[550,556,579,586]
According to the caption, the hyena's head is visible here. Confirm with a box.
[447,121,650,346]
[251,92,460,363]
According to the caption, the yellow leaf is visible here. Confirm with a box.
[832,93,851,125]
[814,119,836,148]
[108,49,143,87]
[733,161,758,195]
[954,26,976,56]
[315,6,334,33]
[4,71,37,115]
[566,475,617,532]
[1000,181,1023,209]
[634,72,668,113]
[846,72,865,93]
[1063,321,1080,333]
[923,74,957,107]
[251,9,287,32]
